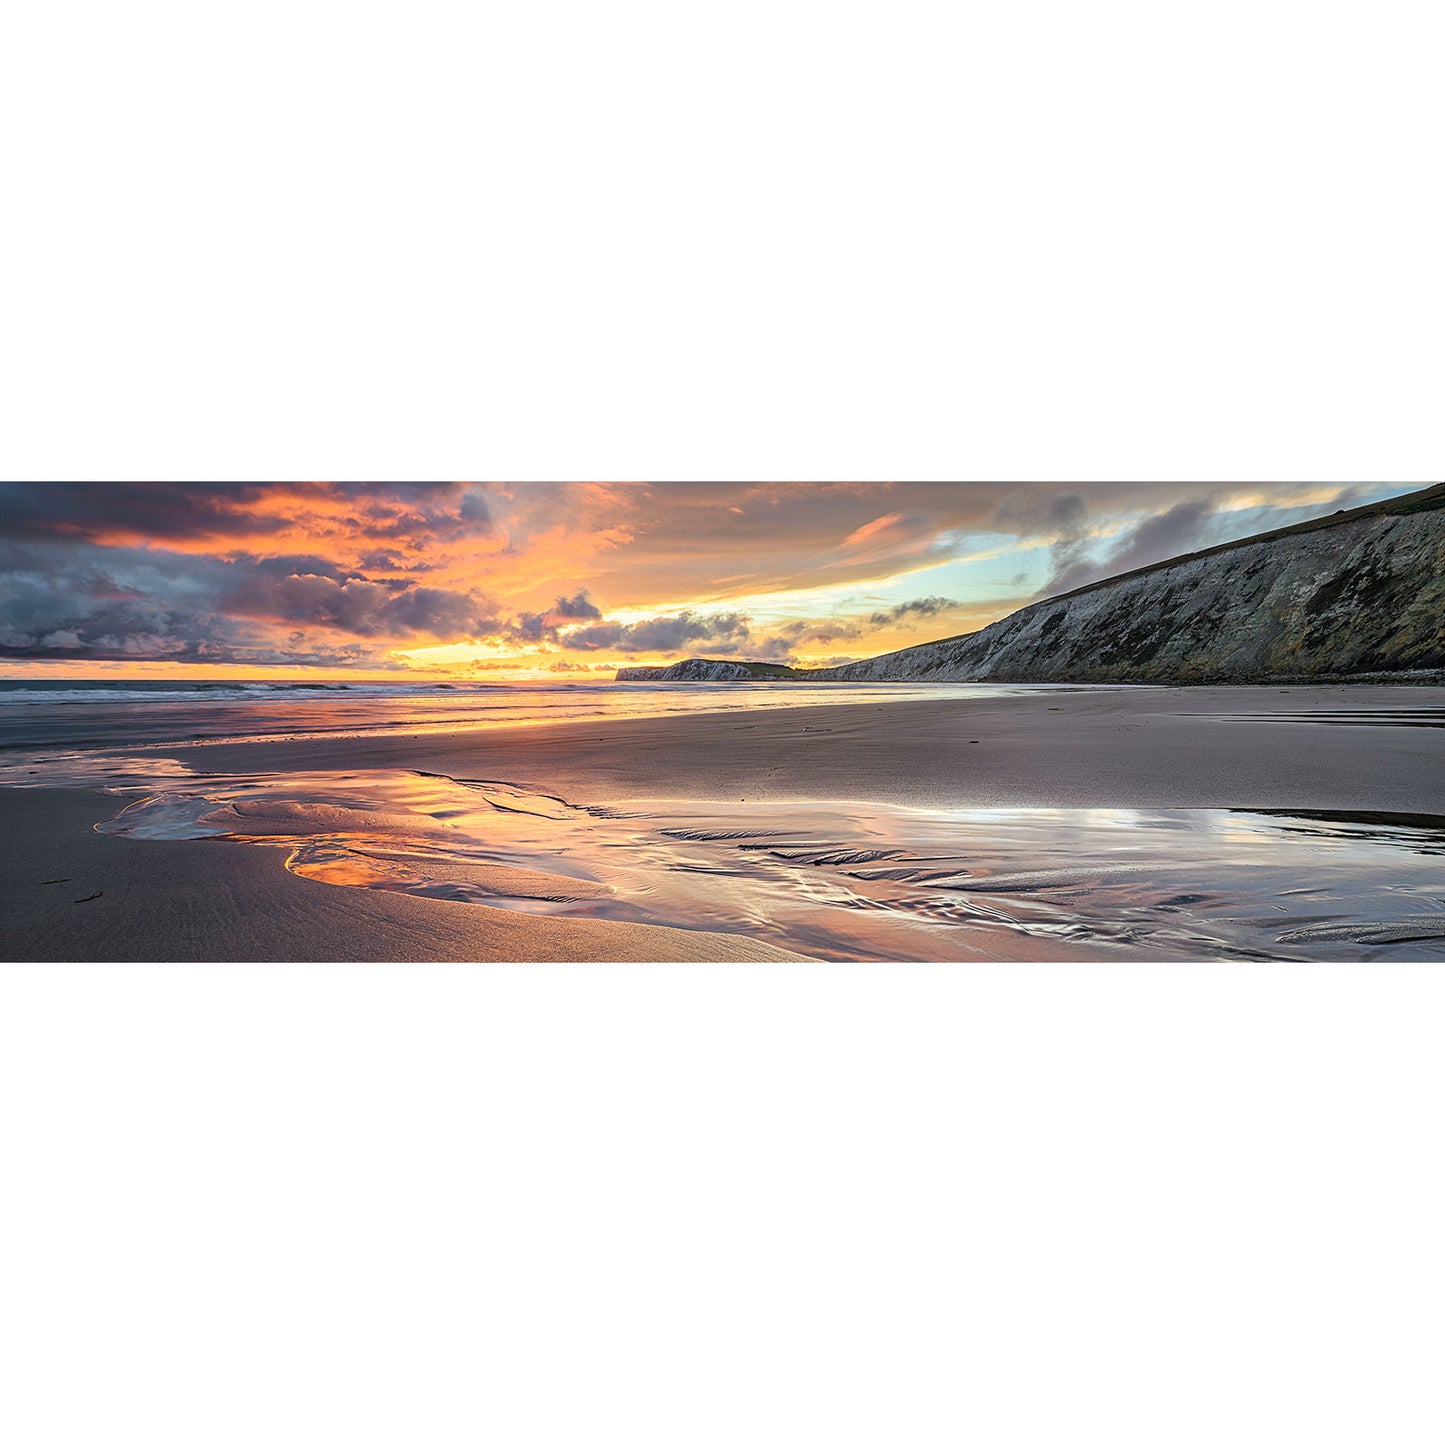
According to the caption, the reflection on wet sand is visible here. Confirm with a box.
[1220,709,1445,729]
[0,681,1055,753]
[7,752,1441,961]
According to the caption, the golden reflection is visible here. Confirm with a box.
[35,750,1439,961]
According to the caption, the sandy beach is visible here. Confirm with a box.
[0,788,820,962]
[180,683,1445,813]
[5,684,1444,963]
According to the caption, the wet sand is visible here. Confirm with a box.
[5,686,1443,962]
[180,684,1445,813]
[0,789,815,962]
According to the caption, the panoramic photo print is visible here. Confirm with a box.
[3,479,1443,962]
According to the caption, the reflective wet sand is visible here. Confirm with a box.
[4,753,1439,960]
[0,680,1062,752]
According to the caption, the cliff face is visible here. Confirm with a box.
[812,489,1445,684]
[614,486,1445,686]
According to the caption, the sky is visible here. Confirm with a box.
[0,481,1413,680]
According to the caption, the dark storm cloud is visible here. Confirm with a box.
[1044,496,1219,595]
[549,590,603,620]
[509,612,552,643]
[989,490,1098,595]
[359,550,403,570]
[523,598,861,659]
[226,552,354,581]
[1093,498,1217,577]
[559,610,755,654]
[760,617,862,648]
[335,492,492,547]
[223,572,500,639]
[0,534,500,664]
[504,590,606,644]
[459,492,491,527]
[749,598,963,652]
[621,611,752,652]
[748,636,802,662]
[0,481,489,550]
[990,490,1089,537]
[867,595,961,627]
[0,482,290,542]
[0,554,236,661]
[185,637,385,669]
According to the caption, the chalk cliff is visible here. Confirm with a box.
[615,658,799,681]
[614,485,1445,685]
[811,485,1445,684]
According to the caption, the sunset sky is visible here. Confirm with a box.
[0,481,1410,680]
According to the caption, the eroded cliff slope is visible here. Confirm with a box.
[613,486,1445,685]
[811,485,1445,684]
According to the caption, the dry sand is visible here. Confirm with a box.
[5,685,1443,962]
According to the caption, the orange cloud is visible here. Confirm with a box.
[842,512,908,548]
